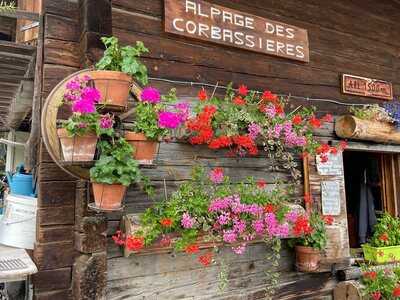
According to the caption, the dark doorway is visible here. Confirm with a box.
[343,151,383,248]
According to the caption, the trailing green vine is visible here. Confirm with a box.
[264,238,281,299]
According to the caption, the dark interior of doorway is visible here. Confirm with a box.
[343,151,383,248]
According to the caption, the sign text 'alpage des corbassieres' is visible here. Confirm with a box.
[165,0,310,62]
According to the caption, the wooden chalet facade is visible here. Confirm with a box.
[1,0,400,299]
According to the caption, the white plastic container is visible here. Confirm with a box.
[0,194,37,249]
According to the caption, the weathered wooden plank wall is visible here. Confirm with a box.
[32,0,80,299]
[106,1,400,299]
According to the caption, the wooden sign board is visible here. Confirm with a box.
[342,74,393,100]
[321,181,341,216]
[316,153,343,176]
[164,0,309,62]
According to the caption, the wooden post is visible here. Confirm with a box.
[72,2,112,298]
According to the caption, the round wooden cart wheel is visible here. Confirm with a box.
[41,69,142,180]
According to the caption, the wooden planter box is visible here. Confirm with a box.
[121,202,306,257]
[362,244,400,264]
[335,115,400,144]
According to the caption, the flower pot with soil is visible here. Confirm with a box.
[290,212,327,272]
[89,138,145,211]
[94,36,149,110]
[128,87,189,164]
[57,128,97,161]
[60,76,114,162]
[295,245,321,272]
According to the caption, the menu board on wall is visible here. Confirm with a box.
[164,0,310,62]
[321,181,341,216]
[316,153,343,175]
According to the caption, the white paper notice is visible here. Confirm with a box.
[321,181,341,215]
[316,153,343,176]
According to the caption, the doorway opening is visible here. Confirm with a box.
[343,151,400,248]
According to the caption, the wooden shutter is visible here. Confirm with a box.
[381,154,400,216]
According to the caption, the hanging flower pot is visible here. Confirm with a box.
[125,131,159,164]
[92,182,127,210]
[295,245,321,272]
[57,128,97,162]
[90,70,132,110]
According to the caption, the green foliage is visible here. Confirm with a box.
[361,266,400,300]
[62,112,113,137]
[132,102,167,140]
[96,36,149,85]
[368,213,400,247]
[349,104,393,123]
[90,139,142,186]
[0,1,16,12]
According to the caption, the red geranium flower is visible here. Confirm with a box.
[321,114,333,122]
[371,291,381,300]
[309,116,321,128]
[379,232,389,242]
[262,90,278,102]
[392,286,400,297]
[232,135,258,155]
[363,271,377,281]
[238,84,248,96]
[233,96,246,106]
[275,104,284,114]
[323,215,334,225]
[257,179,267,189]
[330,147,338,155]
[198,252,213,266]
[160,218,173,227]
[198,88,207,101]
[292,115,302,125]
[125,236,144,251]
[185,244,200,254]
[316,143,330,155]
[264,204,276,213]
[209,136,232,149]
[293,215,312,236]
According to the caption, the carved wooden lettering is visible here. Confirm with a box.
[342,74,393,100]
[164,0,310,62]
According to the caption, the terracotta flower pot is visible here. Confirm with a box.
[57,128,97,161]
[295,245,321,272]
[92,182,127,210]
[125,131,159,164]
[90,70,132,110]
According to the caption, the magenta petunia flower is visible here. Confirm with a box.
[248,123,261,140]
[140,87,161,104]
[81,87,101,103]
[158,111,182,129]
[72,98,96,114]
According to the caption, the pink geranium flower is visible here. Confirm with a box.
[209,167,224,184]
[140,87,161,104]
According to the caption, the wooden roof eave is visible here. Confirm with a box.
[0,40,36,130]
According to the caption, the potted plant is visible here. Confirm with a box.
[94,36,149,110]
[290,212,327,272]
[362,214,400,263]
[89,138,144,210]
[59,76,114,161]
[125,88,189,164]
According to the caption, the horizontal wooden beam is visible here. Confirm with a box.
[0,41,36,55]
[332,140,400,153]
[0,10,39,21]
